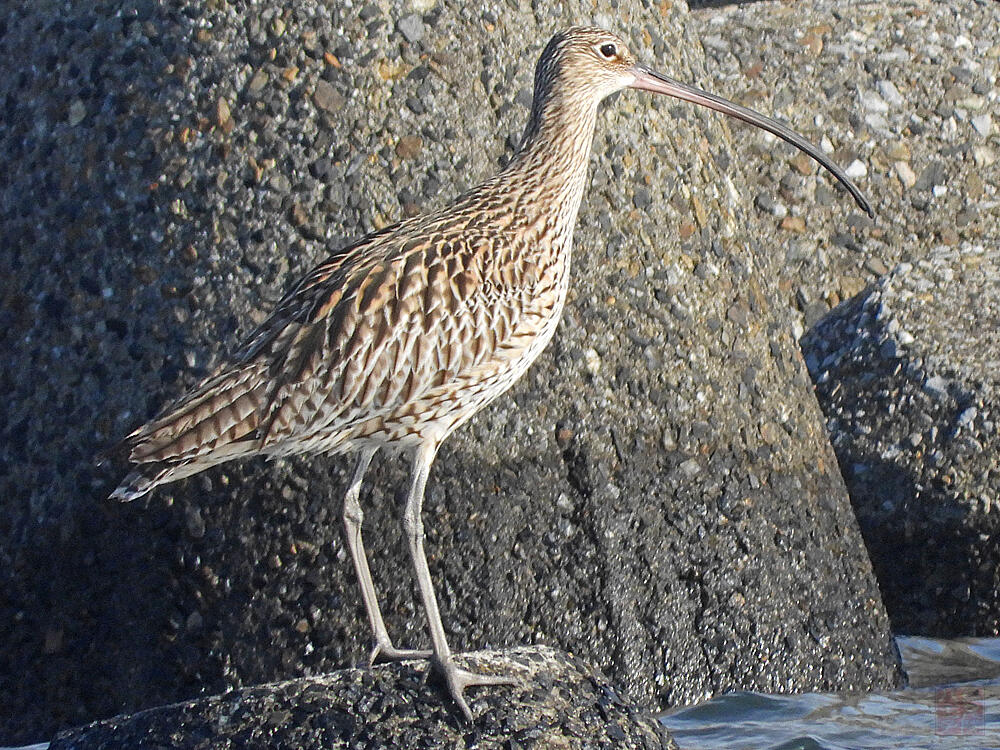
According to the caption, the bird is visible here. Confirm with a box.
[106,26,871,719]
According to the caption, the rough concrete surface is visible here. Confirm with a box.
[802,245,1000,636]
[697,0,999,634]
[698,0,998,335]
[1,0,901,744]
[50,647,675,750]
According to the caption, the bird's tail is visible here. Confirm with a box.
[109,463,183,502]
[107,439,255,501]
[104,363,269,500]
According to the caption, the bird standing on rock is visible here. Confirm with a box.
[107,27,871,719]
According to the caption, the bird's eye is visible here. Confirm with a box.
[599,43,617,59]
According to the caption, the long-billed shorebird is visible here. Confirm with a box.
[107,27,871,718]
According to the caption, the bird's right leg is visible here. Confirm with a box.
[342,446,431,665]
[402,441,520,720]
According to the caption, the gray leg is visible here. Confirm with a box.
[343,447,431,665]
[402,441,519,721]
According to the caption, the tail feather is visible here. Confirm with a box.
[109,464,178,502]
[104,363,273,500]
[108,440,256,502]
[125,364,268,464]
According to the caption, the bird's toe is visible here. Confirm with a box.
[434,656,522,721]
[367,641,433,667]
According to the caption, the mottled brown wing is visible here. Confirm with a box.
[119,226,398,465]
[254,224,550,448]
[122,217,550,464]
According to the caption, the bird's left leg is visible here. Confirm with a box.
[402,440,520,721]
[342,447,431,665]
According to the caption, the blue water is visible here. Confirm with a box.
[661,637,1000,749]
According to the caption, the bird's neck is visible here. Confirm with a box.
[501,91,601,236]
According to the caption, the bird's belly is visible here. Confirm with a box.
[347,339,552,449]
[333,298,568,452]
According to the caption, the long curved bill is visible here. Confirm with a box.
[630,65,873,218]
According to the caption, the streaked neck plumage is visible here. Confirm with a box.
[498,53,603,242]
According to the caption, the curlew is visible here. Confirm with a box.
[107,27,871,719]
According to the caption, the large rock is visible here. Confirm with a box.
[695,0,999,335]
[802,244,1000,636]
[0,0,899,743]
[698,0,1000,636]
[50,647,675,749]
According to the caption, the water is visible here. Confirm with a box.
[661,637,1000,750]
[3,638,996,749]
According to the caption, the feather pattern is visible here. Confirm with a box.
[108,27,620,501]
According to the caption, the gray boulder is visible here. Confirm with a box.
[49,647,675,749]
[694,0,1000,338]
[0,0,899,743]
[802,244,1000,635]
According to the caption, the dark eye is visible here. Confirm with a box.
[599,43,617,59]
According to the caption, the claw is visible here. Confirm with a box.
[434,656,521,721]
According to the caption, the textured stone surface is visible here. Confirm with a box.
[802,244,1000,636]
[0,0,898,744]
[50,647,675,750]
[696,0,1000,338]
[698,0,1000,636]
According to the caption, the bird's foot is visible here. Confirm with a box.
[367,640,432,667]
[433,655,521,722]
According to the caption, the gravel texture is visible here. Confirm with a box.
[695,0,999,635]
[50,646,675,750]
[1,0,901,744]
[695,0,998,336]
[801,244,1000,636]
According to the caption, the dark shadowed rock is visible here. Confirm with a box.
[50,647,676,750]
[0,0,899,744]
[801,244,1000,636]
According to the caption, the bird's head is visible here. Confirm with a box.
[535,27,639,103]
[533,26,872,216]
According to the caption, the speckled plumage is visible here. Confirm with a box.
[109,26,869,719]
[112,31,605,500]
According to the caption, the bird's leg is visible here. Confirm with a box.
[342,447,431,665]
[402,442,520,721]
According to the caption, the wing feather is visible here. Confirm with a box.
[118,216,550,471]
